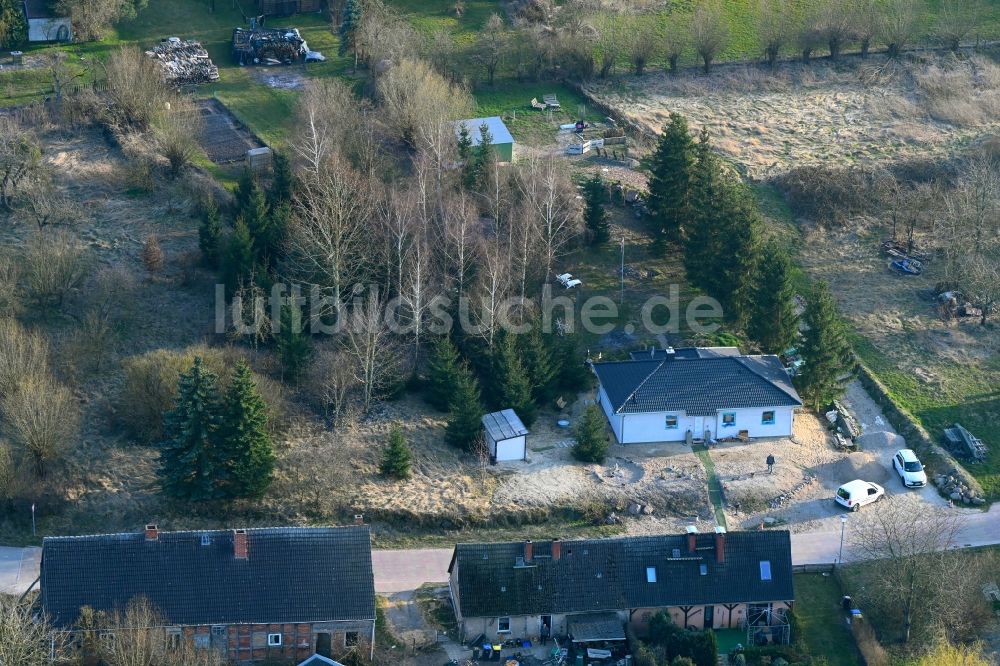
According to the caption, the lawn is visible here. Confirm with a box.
[793,573,861,666]
[388,0,501,44]
[472,81,604,145]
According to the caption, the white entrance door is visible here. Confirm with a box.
[693,416,704,440]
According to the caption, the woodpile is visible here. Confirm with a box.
[146,38,220,85]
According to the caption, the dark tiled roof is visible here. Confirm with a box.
[41,526,375,628]
[594,354,802,415]
[450,531,794,618]
[628,347,741,361]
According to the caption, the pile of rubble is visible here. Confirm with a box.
[146,38,219,85]
[233,27,306,66]
[934,470,987,505]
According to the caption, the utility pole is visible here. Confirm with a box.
[620,236,625,307]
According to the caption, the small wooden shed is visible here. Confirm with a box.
[482,409,529,462]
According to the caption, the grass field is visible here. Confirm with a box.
[793,573,861,666]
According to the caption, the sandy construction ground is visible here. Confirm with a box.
[585,52,1000,178]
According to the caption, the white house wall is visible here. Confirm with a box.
[495,436,525,462]
[597,386,623,443]
[619,411,693,444]
[714,407,794,439]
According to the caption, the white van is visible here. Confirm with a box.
[835,479,885,511]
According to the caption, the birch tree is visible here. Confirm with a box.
[517,156,580,280]
[288,154,371,314]
[342,289,401,413]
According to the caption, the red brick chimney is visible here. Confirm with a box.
[233,529,248,560]
[686,525,698,553]
[144,524,158,541]
[551,539,561,561]
[715,526,726,564]
[354,514,364,525]
[524,540,533,563]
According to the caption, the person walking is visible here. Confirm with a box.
[766,454,775,474]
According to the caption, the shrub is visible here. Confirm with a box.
[3,373,79,476]
[141,235,164,272]
[22,230,89,309]
[380,426,412,480]
[0,318,49,398]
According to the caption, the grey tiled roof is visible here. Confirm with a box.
[450,531,794,619]
[594,354,802,415]
[41,526,375,628]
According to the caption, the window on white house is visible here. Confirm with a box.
[665,415,678,429]
[267,633,282,647]
[498,617,511,633]
[762,411,776,425]
[166,627,181,650]
[646,566,657,583]
[193,634,210,649]
[722,413,736,427]
[346,632,359,646]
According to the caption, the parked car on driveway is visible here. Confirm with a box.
[835,480,885,511]
[892,449,927,488]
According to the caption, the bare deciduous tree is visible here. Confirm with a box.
[0,317,49,398]
[626,15,659,76]
[153,96,203,176]
[756,0,790,67]
[935,0,984,52]
[0,595,66,665]
[472,235,512,348]
[102,45,171,130]
[342,289,402,413]
[475,13,508,86]
[516,156,581,281]
[443,191,480,302]
[22,230,89,309]
[20,168,76,229]
[879,0,920,59]
[306,345,358,425]
[691,1,729,74]
[56,0,143,41]
[797,6,824,63]
[356,0,418,68]
[3,372,79,475]
[849,503,962,643]
[819,0,855,59]
[663,25,686,75]
[596,15,623,77]
[289,153,371,313]
[850,0,881,58]
[378,58,473,149]
[0,117,41,211]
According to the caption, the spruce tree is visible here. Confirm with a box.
[234,169,257,216]
[425,335,461,411]
[494,335,537,426]
[339,0,362,69]
[646,112,695,245]
[583,173,610,246]
[464,122,494,191]
[158,357,226,501]
[198,198,223,268]
[715,186,763,324]
[520,325,557,403]
[268,152,294,206]
[220,360,274,498]
[240,180,272,266]
[0,0,27,49]
[747,241,799,354]
[380,426,412,480]
[572,404,609,463]
[795,281,856,409]
[223,217,256,294]
[683,129,724,291]
[275,299,311,382]
[445,363,483,452]
[457,123,473,160]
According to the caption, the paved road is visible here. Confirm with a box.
[4,505,1000,596]
[0,546,40,596]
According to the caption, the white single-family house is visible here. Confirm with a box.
[592,347,802,444]
[23,0,72,42]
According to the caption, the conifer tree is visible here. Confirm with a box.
[275,299,310,382]
[457,123,473,160]
[198,197,223,268]
[234,169,257,215]
[747,241,799,354]
[240,180,272,266]
[268,152,294,206]
[583,173,610,246]
[795,281,856,409]
[715,186,763,324]
[494,335,537,426]
[445,363,483,452]
[339,0,362,70]
[683,129,724,291]
[220,360,274,498]
[425,335,461,411]
[158,357,226,501]
[223,217,256,294]
[464,122,494,191]
[646,112,695,245]
[520,325,557,403]
[572,404,609,463]
[380,426,412,480]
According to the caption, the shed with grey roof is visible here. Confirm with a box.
[482,409,529,462]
